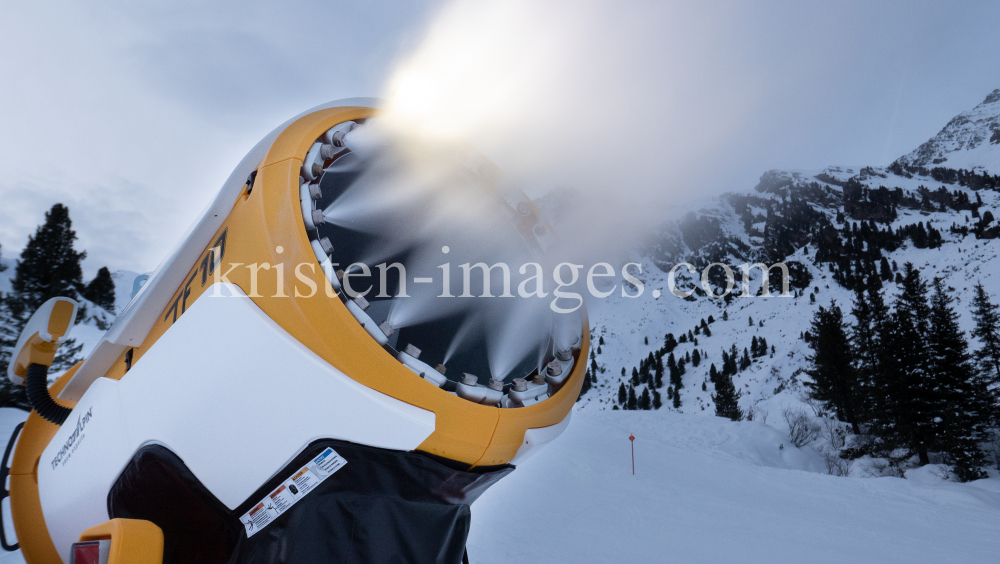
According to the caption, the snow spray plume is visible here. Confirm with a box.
[321,121,558,380]
[378,0,774,269]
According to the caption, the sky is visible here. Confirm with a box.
[1,0,999,277]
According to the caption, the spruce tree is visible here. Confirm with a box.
[3,205,88,379]
[880,257,892,281]
[627,386,638,410]
[850,285,889,425]
[970,282,1000,385]
[618,383,627,406]
[713,370,743,421]
[663,333,677,352]
[877,264,935,465]
[739,348,751,371]
[927,279,988,480]
[639,388,651,410]
[8,204,86,316]
[692,349,701,367]
[806,302,862,434]
[652,389,662,409]
[577,370,592,401]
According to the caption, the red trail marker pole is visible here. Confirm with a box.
[630,433,635,475]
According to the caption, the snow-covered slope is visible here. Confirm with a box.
[578,176,1000,415]
[895,89,1000,174]
[469,410,1000,563]
[571,89,1000,483]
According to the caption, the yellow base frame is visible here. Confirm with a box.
[10,365,79,564]
[79,519,163,564]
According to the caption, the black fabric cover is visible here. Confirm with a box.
[107,440,512,564]
[107,446,243,564]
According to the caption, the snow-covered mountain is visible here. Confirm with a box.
[573,89,1000,478]
[895,88,1000,173]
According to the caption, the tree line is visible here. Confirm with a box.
[587,312,769,422]
[805,265,1000,481]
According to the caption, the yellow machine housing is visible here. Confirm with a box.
[5,100,588,564]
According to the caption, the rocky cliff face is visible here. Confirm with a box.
[894,89,1000,173]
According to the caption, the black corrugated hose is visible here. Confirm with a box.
[25,363,71,426]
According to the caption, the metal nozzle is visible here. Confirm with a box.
[319,237,333,255]
[512,378,528,392]
[546,360,562,377]
[462,373,478,386]
[403,344,421,359]
[555,348,572,362]
[487,378,503,392]
[378,321,394,338]
[353,296,370,311]
[311,162,324,178]
[311,209,325,227]
[308,183,322,200]
[531,373,546,386]
[435,364,447,375]
[516,202,532,216]
[320,143,350,161]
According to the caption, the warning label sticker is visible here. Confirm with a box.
[239,447,347,537]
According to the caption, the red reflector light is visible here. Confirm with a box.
[70,539,110,564]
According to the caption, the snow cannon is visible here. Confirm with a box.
[3,99,587,564]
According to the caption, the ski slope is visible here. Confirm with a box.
[469,410,1000,563]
